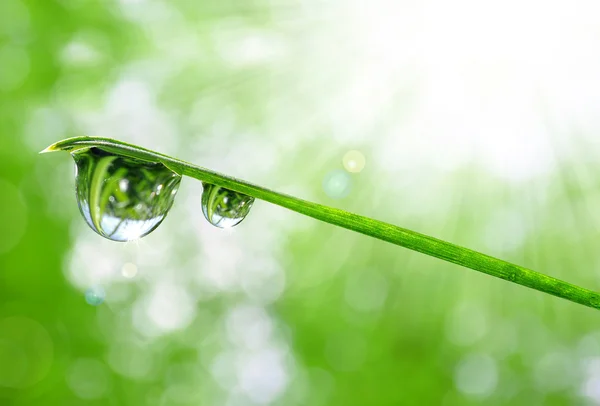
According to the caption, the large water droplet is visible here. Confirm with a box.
[72,148,181,242]
[201,183,254,228]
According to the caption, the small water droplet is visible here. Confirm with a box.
[201,183,254,228]
[85,286,105,306]
[323,169,352,199]
[72,148,182,242]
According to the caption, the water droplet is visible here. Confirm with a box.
[201,183,254,228]
[72,148,181,242]
[323,169,352,199]
[85,286,105,306]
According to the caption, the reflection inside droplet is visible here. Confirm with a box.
[72,148,182,242]
[201,183,254,228]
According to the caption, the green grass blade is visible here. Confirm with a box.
[42,136,600,311]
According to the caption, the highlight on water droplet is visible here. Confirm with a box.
[342,150,366,173]
[322,169,352,199]
[72,148,182,242]
[201,183,254,229]
[85,286,105,306]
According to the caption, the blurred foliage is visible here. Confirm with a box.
[2,0,600,405]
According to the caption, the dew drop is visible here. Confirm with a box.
[323,169,352,199]
[201,183,254,228]
[85,286,105,306]
[72,148,181,242]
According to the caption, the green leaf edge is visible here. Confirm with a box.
[42,136,600,311]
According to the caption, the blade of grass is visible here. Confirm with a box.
[42,136,600,311]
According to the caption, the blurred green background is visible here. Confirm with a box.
[2,0,600,405]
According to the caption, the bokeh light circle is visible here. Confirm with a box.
[0,0,30,38]
[121,262,138,278]
[67,358,111,399]
[0,178,27,255]
[342,150,366,173]
[0,44,29,91]
[0,316,53,389]
[454,353,498,398]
